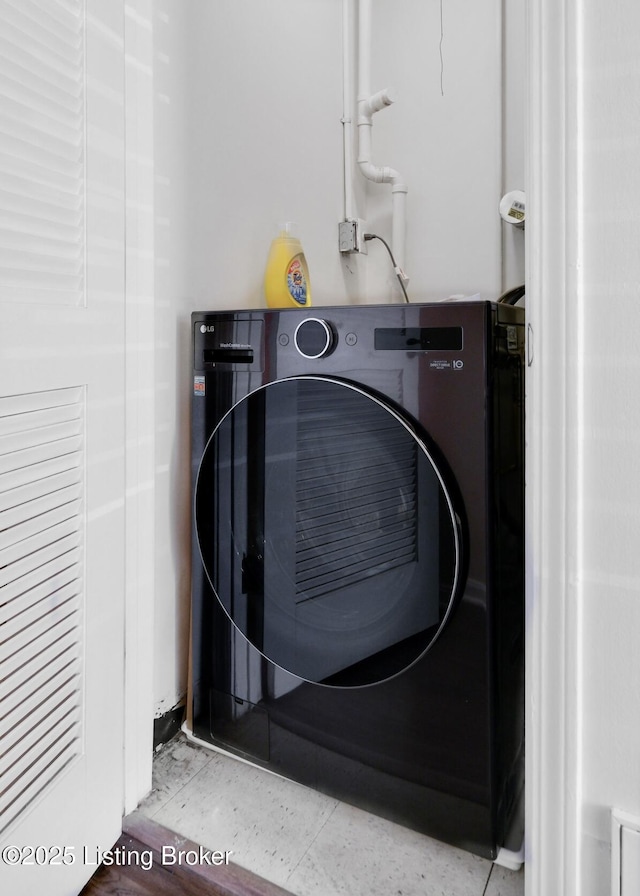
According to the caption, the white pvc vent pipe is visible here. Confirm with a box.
[356,0,408,273]
[342,0,356,223]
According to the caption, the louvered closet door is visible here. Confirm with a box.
[195,377,462,688]
[0,2,126,894]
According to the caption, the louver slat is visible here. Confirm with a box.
[294,382,418,602]
[0,626,78,699]
[0,0,85,306]
[0,531,78,589]
[0,518,79,577]
[3,607,81,679]
[0,650,79,725]
[2,547,81,609]
[0,387,82,417]
[0,467,81,513]
[0,412,81,453]
[0,498,82,552]
[0,386,84,834]
[0,437,82,478]
[0,725,80,827]
[1,689,80,782]
[1,482,81,533]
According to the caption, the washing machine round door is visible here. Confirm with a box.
[195,376,463,687]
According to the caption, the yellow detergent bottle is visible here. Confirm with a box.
[263,223,312,308]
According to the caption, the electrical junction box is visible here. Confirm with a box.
[338,219,367,254]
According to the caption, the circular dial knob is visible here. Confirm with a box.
[294,318,335,359]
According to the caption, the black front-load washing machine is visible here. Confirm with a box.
[189,301,524,859]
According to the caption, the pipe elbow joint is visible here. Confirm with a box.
[364,87,395,117]
[358,87,395,123]
[358,160,391,184]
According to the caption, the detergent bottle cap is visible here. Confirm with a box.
[279,221,299,238]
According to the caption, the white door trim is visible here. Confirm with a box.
[525,0,583,892]
[123,0,156,814]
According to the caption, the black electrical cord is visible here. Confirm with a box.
[364,233,410,303]
[498,284,525,305]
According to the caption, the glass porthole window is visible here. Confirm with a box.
[195,377,461,687]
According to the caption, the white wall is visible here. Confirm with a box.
[184,0,511,308]
[185,0,346,310]
[365,0,504,302]
[501,0,525,291]
[150,0,524,719]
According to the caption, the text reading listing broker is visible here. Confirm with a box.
[1,844,233,871]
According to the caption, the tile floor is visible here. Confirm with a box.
[139,733,524,896]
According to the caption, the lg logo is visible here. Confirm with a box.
[453,360,464,370]
[200,325,215,334]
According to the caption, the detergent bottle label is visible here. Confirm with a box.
[286,255,308,305]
